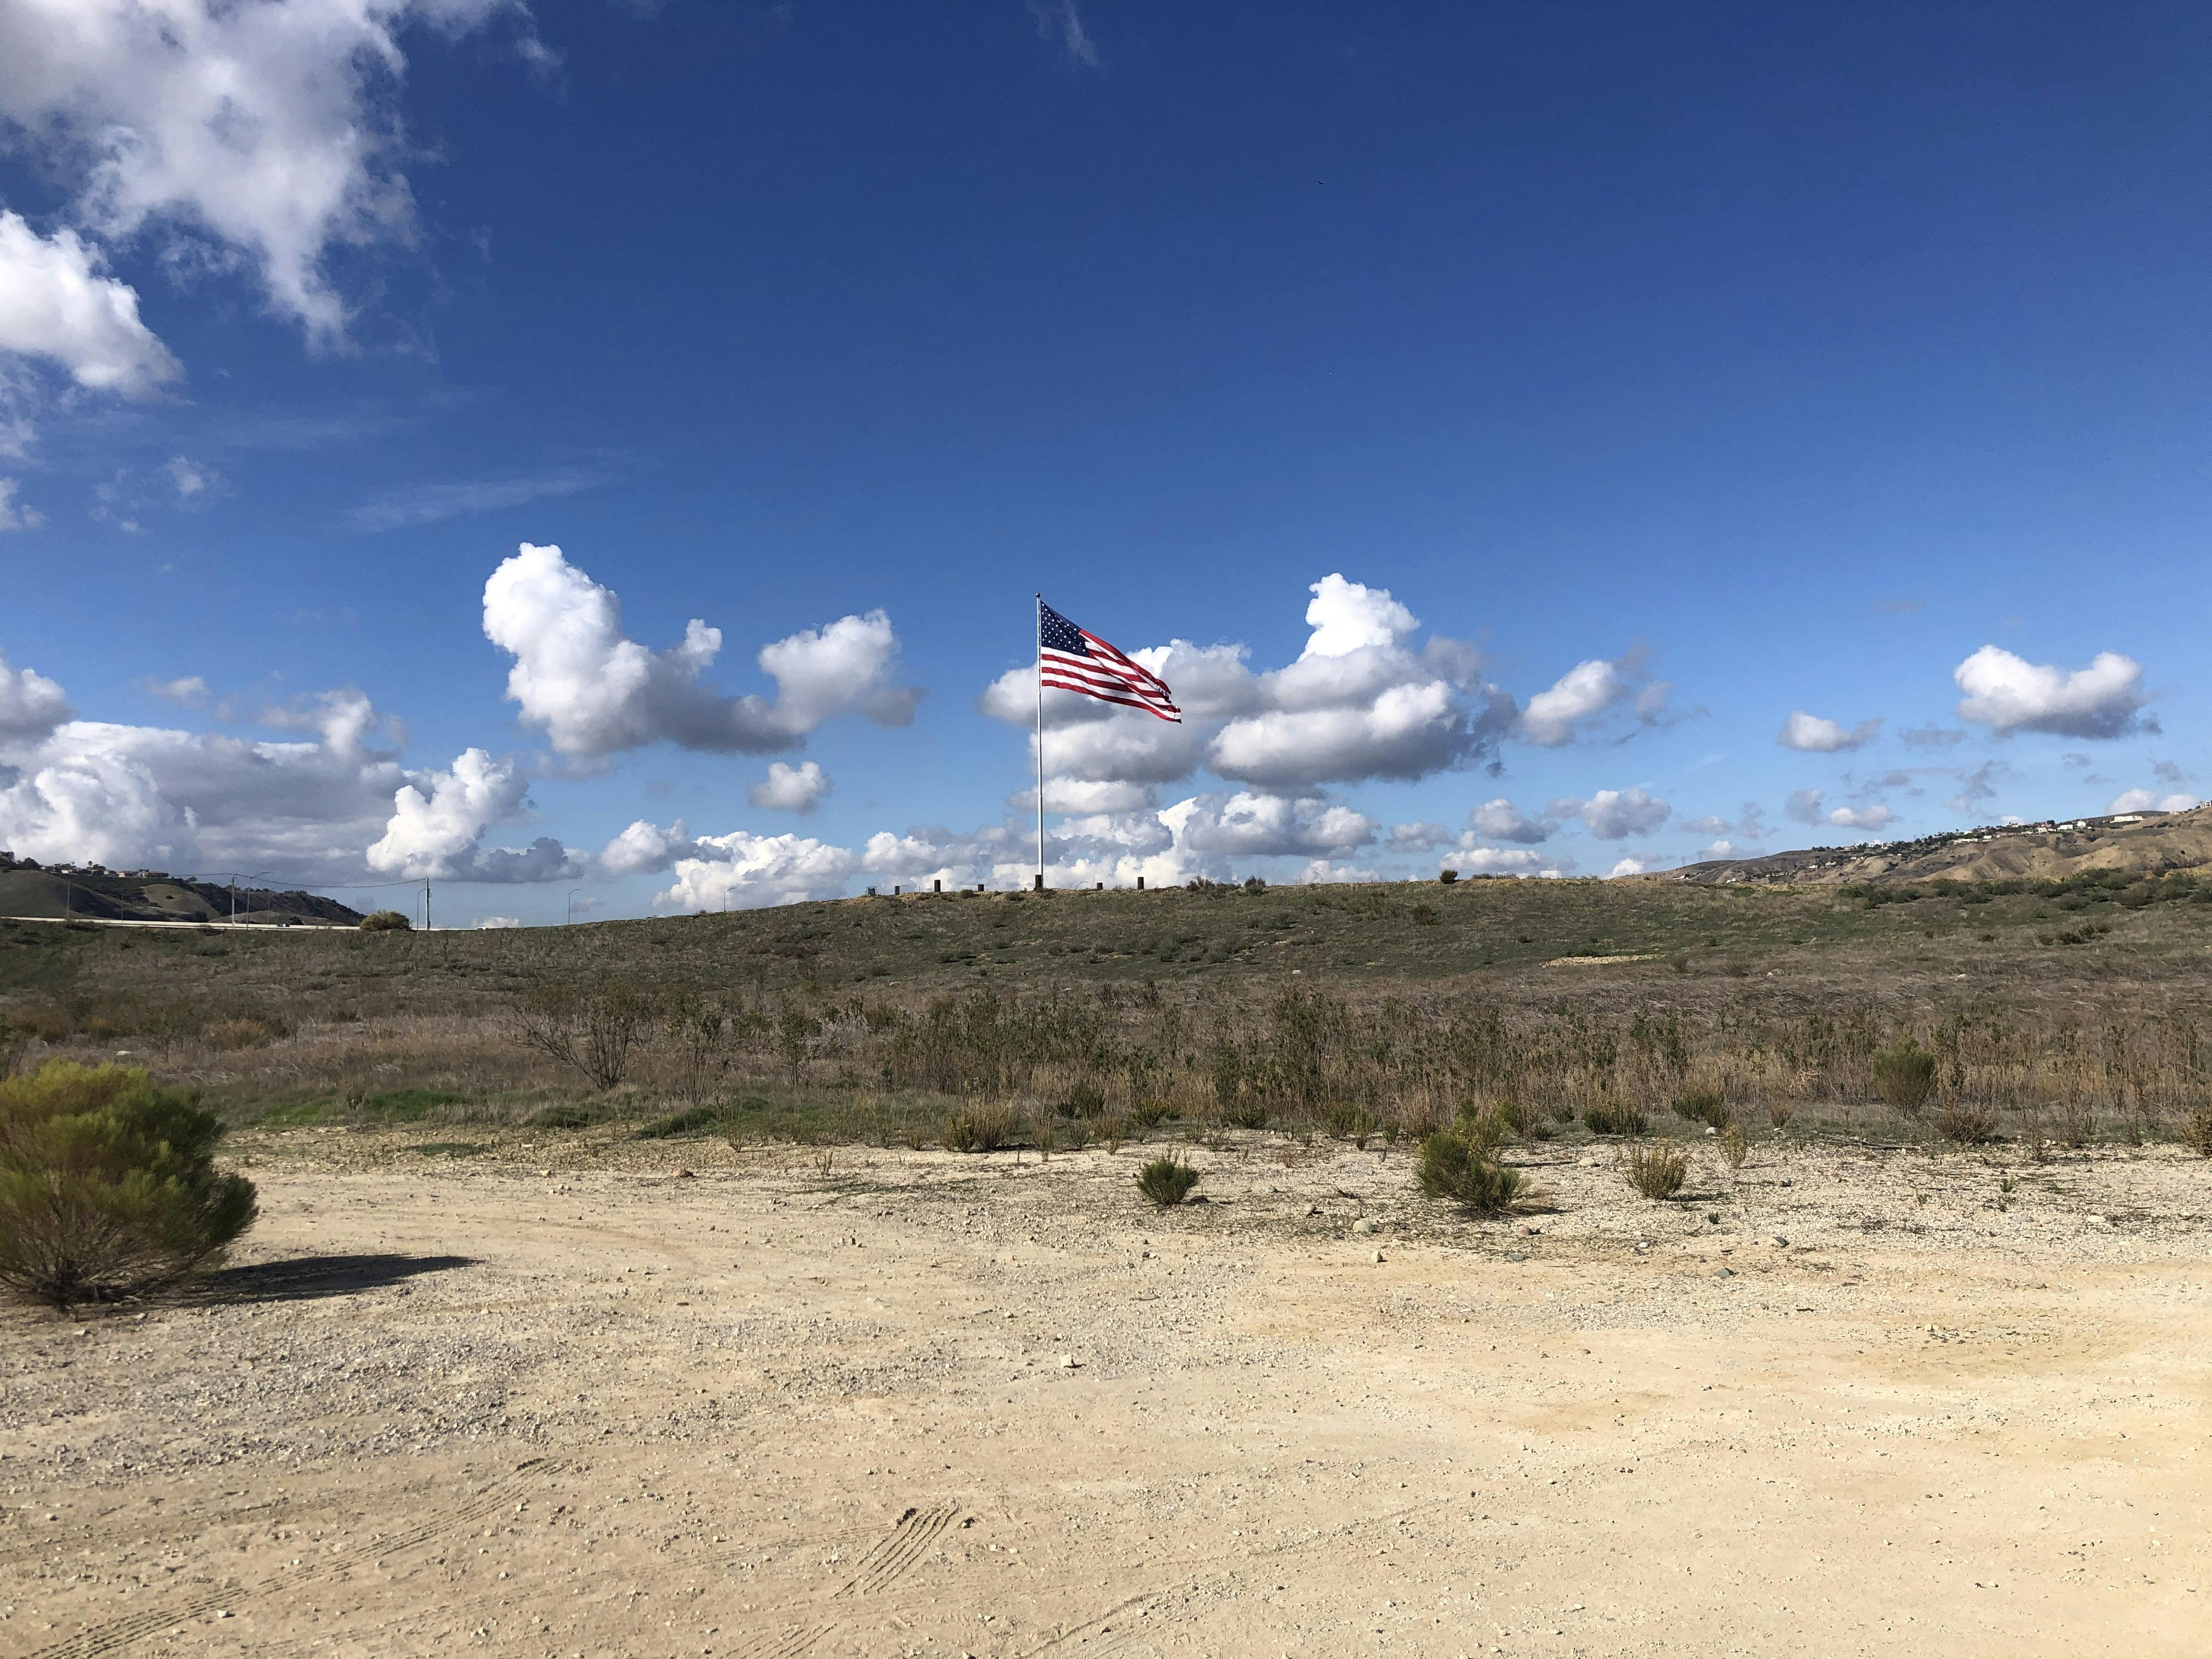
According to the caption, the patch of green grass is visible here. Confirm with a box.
[634,1103,729,1139]
[254,1098,326,1127]
[353,1088,467,1122]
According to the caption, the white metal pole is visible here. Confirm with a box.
[1034,593,1045,890]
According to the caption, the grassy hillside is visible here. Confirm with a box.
[7,869,2212,1153]
[1665,804,2212,887]
[0,855,363,926]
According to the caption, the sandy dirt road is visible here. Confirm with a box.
[2,1132,2207,1657]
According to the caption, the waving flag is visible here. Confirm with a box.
[1037,600,1181,723]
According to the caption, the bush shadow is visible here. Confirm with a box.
[190,1252,477,1306]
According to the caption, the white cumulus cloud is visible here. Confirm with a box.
[1953,645,2150,740]
[1826,804,1894,832]
[0,0,541,343]
[748,759,830,813]
[482,543,921,760]
[0,647,73,740]
[2107,788,2199,815]
[1550,786,1671,840]
[1466,797,1553,844]
[0,211,179,398]
[1516,652,1677,748]
[365,746,577,883]
[658,830,865,911]
[1779,710,1881,753]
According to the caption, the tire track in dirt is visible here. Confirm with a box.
[14,1459,571,1659]
[831,1500,962,1598]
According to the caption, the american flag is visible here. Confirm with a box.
[1039,600,1181,723]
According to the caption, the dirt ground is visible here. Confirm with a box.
[3,1129,2208,1658]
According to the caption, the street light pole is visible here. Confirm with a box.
[567,888,584,925]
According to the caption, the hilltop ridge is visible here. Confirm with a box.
[1660,805,2212,887]
[0,851,365,926]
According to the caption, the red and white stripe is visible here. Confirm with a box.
[1041,631,1181,722]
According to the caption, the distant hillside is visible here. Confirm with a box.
[0,853,363,926]
[1661,805,2212,887]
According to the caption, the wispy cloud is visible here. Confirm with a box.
[1024,0,1099,67]
[343,468,613,533]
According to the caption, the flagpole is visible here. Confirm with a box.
[1034,592,1045,890]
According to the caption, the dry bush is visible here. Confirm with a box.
[2179,1105,2212,1158]
[0,1062,258,1306]
[942,1106,1015,1153]
[1672,1090,1731,1130]
[1718,1122,1751,1171]
[1872,1043,1938,1113]
[1136,1156,1201,1206]
[358,910,410,932]
[1623,1140,1690,1200]
[1126,1097,1174,1131]
[1936,1102,1999,1146]
[1767,1100,1796,1130]
[1581,1099,1647,1136]
[2054,1098,2096,1148]
[509,984,649,1091]
[204,1016,284,1052]
[1218,1097,1269,1130]
[1057,1079,1107,1119]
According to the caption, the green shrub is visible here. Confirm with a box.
[1125,1097,1175,1131]
[1218,1098,1269,1130]
[1057,1080,1107,1120]
[943,1107,1016,1153]
[1487,1097,1555,1141]
[1873,1043,1938,1113]
[1415,1130,1524,1215]
[1623,1140,1689,1200]
[359,910,411,932]
[1581,1100,1647,1136]
[1136,1156,1201,1206]
[1322,1102,1379,1141]
[1672,1090,1731,1130]
[0,1062,258,1307]
[531,1102,601,1130]
[635,1104,727,1139]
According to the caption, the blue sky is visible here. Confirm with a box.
[2,1,2207,923]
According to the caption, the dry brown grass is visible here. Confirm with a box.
[4,875,2211,1158]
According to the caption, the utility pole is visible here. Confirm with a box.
[422,880,432,933]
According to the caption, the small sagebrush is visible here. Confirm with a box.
[1057,1081,1107,1120]
[1936,1102,1999,1146]
[0,1062,258,1307]
[942,1108,1016,1153]
[1581,1100,1647,1136]
[1718,1122,1751,1171]
[2176,1105,2212,1158]
[1137,1156,1201,1206]
[1873,1043,1938,1113]
[1417,1119,1525,1215]
[1623,1140,1690,1200]
[1218,1098,1269,1131]
[1672,1091,1731,1130]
